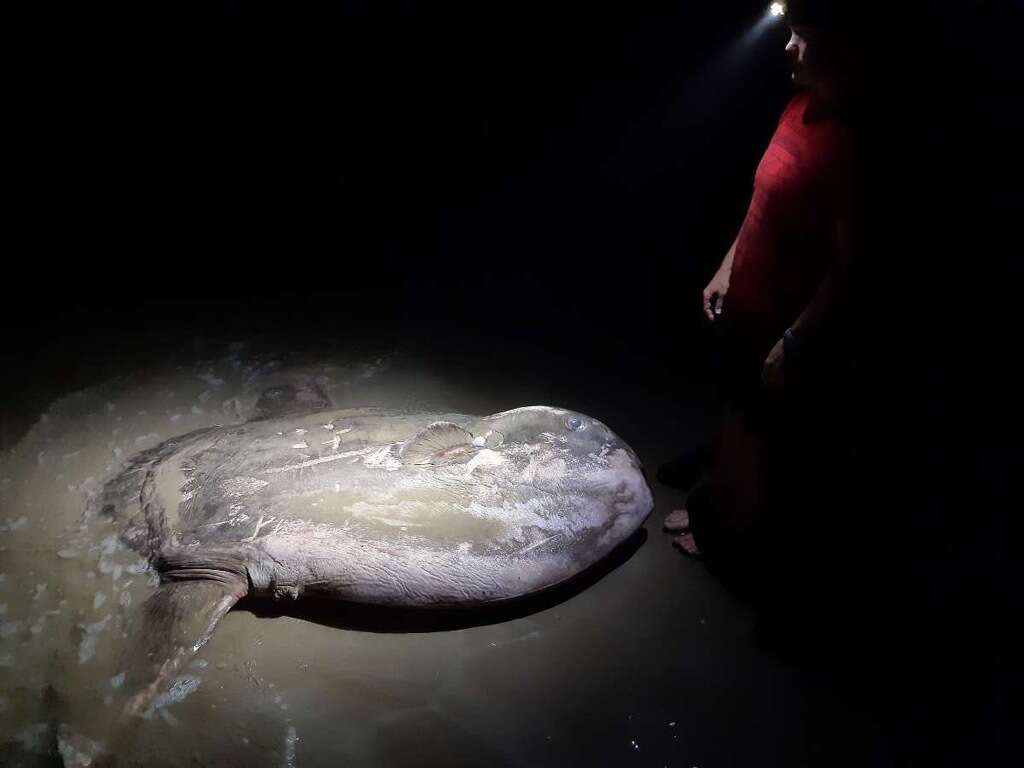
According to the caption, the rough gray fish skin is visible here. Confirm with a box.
[97,404,652,715]
[103,405,651,606]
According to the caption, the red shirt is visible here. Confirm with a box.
[726,90,850,358]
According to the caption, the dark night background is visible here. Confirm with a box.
[2,0,1020,765]
[3,1,798,373]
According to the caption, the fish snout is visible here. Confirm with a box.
[610,441,653,519]
[600,431,644,472]
[619,441,644,470]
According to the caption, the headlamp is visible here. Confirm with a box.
[769,2,786,17]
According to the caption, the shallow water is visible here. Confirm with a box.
[0,337,888,767]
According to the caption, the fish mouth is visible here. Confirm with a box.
[597,447,653,520]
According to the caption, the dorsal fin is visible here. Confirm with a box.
[401,422,475,465]
[251,380,331,420]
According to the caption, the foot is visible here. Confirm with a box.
[671,533,702,558]
[663,508,691,533]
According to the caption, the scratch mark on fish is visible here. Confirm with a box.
[263,448,374,475]
[249,516,274,540]
[519,533,562,554]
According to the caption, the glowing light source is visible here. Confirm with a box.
[769,2,786,17]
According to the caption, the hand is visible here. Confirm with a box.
[702,269,730,323]
[761,336,786,391]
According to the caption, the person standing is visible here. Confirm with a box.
[665,1,858,563]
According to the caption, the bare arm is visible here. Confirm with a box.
[789,219,850,344]
[720,235,738,274]
[703,234,740,322]
[761,220,851,388]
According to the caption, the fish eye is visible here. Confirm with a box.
[565,415,584,432]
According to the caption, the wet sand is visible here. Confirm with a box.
[0,332,889,767]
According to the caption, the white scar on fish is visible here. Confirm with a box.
[262,447,380,475]
[519,532,563,554]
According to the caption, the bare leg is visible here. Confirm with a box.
[710,406,767,534]
[665,405,768,559]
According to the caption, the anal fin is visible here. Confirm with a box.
[121,577,246,718]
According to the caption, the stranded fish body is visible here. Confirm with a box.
[97,401,652,714]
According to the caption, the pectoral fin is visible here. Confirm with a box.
[401,422,476,465]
